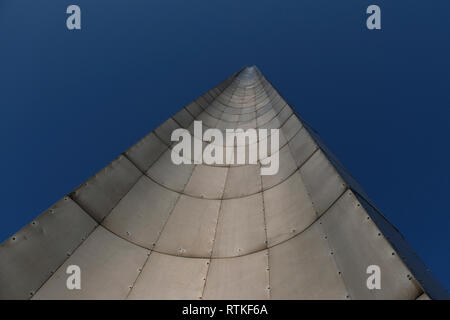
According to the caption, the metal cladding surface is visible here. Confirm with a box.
[0,66,448,300]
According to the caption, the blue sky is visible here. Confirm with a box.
[1,1,449,290]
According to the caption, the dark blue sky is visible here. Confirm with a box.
[1,1,449,290]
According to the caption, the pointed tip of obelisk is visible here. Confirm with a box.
[236,65,261,82]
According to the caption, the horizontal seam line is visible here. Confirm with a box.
[96,188,347,261]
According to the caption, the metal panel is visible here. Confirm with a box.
[204,105,223,119]
[184,165,228,199]
[210,88,221,98]
[261,144,297,190]
[255,97,270,107]
[71,155,142,222]
[239,111,256,122]
[124,132,168,172]
[173,108,194,128]
[212,193,266,258]
[257,113,281,130]
[276,105,293,124]
[222,106,241,115]
[256,103,273,116]
[202,92,214,104]
[128,252,209,299]
[269,222,348,299]
[185,101,203,117]
[280,114,302,141]
[287,128,318,167]
[320,190,422,299]
[223,164,262,199]
[258,128,288,154]
[102,176,179,249]
[220,112,239,122]
[256,109,276,126]
[271,96,286,113]
[155,195,221,257]
[147,149,195,192]
[299,149,347,216]
[216,119,237,131]
[154,118,180,145]
[211,100,226,112]
[196,111,219,127]
[203,250,270,299]
[218,145,256,167]
[32,227,149,299]
[255,99,272,110]
[0,198,97,300]
[236,119,257,132]
[240,106,256,114]
[195,96,210,109]
[264,171,316,246]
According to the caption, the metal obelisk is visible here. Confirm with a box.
[0,66,448,300]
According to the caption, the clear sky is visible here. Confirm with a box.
[1,1,449,290]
